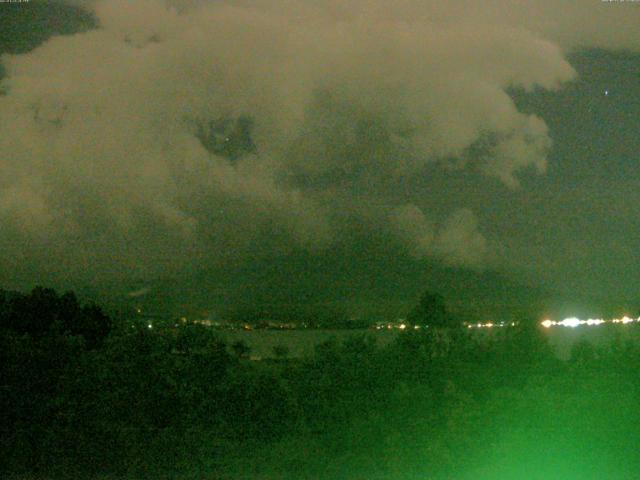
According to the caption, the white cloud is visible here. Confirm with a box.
[0,0,638,279]
[434,209,487,267]
[390,205,486,267]
[390,204,435,258]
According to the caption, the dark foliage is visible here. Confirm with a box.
[2,287,640,479]
[0,287,111,348]
[407,290,454,328]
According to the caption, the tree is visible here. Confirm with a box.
[272,344,290,360]
[75,303,111,349]
[231,339,251,359]
[407,290,454,328]
[0,287,111,349]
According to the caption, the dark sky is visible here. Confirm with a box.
[0,1,639,319]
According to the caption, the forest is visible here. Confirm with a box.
[2,287,640,479]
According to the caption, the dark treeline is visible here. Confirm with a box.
[2,287,640,479]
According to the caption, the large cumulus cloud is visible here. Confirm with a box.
[0,0,637,284]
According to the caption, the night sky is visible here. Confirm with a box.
[1,1,639,320]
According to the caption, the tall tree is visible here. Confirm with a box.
[407,291,454,328]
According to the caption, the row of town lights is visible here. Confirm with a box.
[466,322,517,329]
[541,316,640,328]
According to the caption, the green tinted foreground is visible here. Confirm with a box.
[224,369,639,480]
[461,375,639,479]
[2,290,640,479]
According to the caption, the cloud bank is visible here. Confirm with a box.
[0,0,638,284]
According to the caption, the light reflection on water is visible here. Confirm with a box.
[542,323,640,360]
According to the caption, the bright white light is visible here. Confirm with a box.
[559,317,581,328]
[538,315,640,328]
